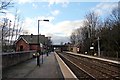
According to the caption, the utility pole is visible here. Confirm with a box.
[98,37,100,57]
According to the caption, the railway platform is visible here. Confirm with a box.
[2,52,63,79]
[2,52,77,79]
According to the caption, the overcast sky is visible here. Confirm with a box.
[0,0,119,45]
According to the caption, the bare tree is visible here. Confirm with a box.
[70,31,76,45]
[70,11,100,54]
[80,11,100,55]
[104,7,120,57]
[0,0,13,13]
[8,9,23,51]
[84,11,100,38]
[75,28,82,43]
[94,6,120,57]
[0,0,14,52]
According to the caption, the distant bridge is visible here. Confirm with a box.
[51,45,68,51]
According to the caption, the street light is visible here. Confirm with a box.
[37,19,49,65]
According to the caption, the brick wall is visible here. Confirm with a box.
[16,39,30,51]
[30,44,41,50]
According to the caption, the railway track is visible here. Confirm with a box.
[57,52,120,79]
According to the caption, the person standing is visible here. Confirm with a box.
[36,50,40,66]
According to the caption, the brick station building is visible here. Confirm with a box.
[15,34,49,52]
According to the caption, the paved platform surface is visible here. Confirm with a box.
[2,52,63,79]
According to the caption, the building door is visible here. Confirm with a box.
[20,45,23,51]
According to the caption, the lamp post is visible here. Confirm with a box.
[37,19,49,66]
